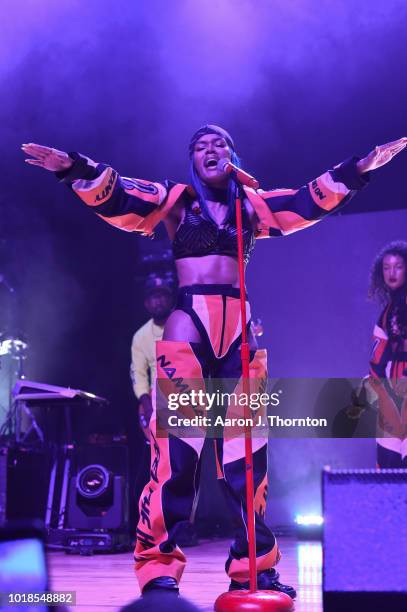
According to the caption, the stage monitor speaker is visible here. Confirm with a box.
[323,468,407,612]
[65,444,129,532]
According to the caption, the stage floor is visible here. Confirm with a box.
[48,537,322,611]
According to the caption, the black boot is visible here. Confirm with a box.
[229,569,296,599]
[142,576,179,596]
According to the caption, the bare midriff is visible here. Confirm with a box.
[162,198,256,342]
[163,196,256,288]
[175,254,243,287]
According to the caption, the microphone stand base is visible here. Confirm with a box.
[214,589,294,611]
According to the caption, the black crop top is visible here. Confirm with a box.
[172,191,255,264]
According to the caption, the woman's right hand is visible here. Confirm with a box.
[22,143,74,172]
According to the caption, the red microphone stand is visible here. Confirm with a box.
[214,176,293,612]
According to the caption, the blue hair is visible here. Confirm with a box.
[189,151,242,224]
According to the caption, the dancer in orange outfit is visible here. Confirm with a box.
[369,241,407,467]
[22,130,406,597]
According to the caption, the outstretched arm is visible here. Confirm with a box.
[21,143,172,234]
[356,137,407,173]
[252,137,407,238]
[22,143,73,172]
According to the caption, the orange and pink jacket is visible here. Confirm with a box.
[56,152,369,238]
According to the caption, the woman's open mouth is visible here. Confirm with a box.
[204,158,218,169]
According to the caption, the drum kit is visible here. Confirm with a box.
[0,271,109,444]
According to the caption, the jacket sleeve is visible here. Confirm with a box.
[252,157,370,238]
[367,307,405,439]
[56,152,171,233]
[369,307,391,381]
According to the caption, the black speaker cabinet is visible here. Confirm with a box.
[65,445,129,531]
[0,446,51,525]
[323,468,407,612]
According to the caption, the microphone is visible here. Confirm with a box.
[217,159,259,189]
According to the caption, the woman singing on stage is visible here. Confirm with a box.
[22,128,406,598]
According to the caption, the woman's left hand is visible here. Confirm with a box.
[357,137,407,173]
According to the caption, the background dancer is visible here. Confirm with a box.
[369,240,407,467]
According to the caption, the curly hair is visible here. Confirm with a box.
[368,240,407,304]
